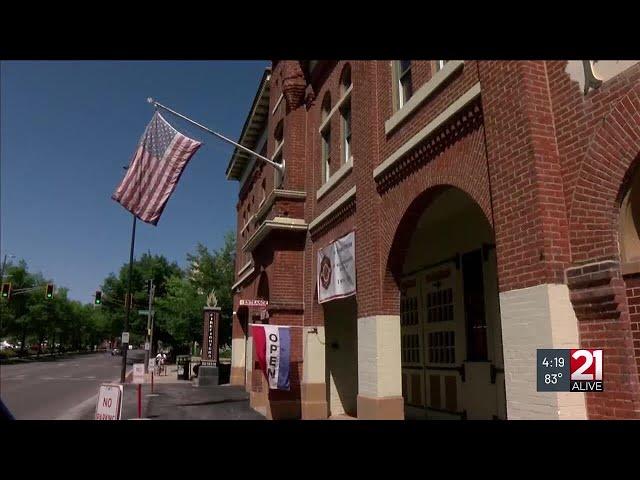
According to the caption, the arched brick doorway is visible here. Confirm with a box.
[386,185,506,420]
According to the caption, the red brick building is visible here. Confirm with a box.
[226,60,640,420]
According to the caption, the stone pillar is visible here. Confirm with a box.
[230,333,246,386]
[356,315,404,419]
[301,326,328,419]
[499,284,587,419]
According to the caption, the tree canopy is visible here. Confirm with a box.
[1,231,236,358]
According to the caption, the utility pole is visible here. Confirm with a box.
[120,214,136,384]
[144,280,155,373]
[1,253,16,281]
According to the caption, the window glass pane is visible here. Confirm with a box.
[322,128,331,182]
[400,60,411,75]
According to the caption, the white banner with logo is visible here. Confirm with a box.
[317,231,356,303]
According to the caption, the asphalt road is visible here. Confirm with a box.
[0,352,137,420]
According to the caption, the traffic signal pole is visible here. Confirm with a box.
[120,214,136,384]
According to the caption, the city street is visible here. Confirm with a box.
[0,352,129,419]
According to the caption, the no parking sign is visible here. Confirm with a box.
[95,384,123,420]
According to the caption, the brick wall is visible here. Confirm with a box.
[626,273,640,381]
[229,60,640,419]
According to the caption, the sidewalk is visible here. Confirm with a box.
[124,364,263,420]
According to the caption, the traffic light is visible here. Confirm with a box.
[95,290,102,305]
[1,282,11,300]
[46,283,54,299]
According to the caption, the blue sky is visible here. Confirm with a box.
[1,60,267,303]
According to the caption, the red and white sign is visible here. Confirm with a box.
[239,299,269,308]
[570,349,603,381]
[133,363,145,384]
[95,384,123,420]
[317,231,356,303]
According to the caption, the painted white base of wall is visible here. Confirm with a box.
[303,326,326,384]
[357,315,402,398]
[245,336,253,386]
[231,337,246,369]
[499,284,587,420]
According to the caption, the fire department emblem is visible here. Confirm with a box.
[320,256,332,290]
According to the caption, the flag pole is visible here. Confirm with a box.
[120,213,136,384]
[146,98,285,175]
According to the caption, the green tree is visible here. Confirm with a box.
[155,275,203,348]
[100,253,182,345]
[185,231,235,347]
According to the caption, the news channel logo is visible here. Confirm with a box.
[537,349,604,392]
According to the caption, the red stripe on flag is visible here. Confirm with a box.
[140,136,189,221]
[143,140,200,224]
[112,112,201,226]
[251,325,267,376]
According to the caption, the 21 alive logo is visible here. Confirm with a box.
[570,349,604,392]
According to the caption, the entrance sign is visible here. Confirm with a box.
[239,299,268,307]
[122,332,130,344]
[317,231,356,303]
[133,363,145,384]
[95,384,123,420]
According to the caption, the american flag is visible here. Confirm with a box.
[112,111,202,225]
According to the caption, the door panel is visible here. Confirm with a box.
[400,279,423,407]
[422,263,463,415]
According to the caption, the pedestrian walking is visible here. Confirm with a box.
[155,352,164,376]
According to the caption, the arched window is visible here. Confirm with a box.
[321,92,332,184]
[340,64,353,165]
[620,165,640,267]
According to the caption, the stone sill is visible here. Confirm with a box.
[374,82,481,180]
[309,186,356,232]
[385,60,465,135]
[316,161,353,200]
[243,217,308,253]
[254,189,306,223]
[622,260,640,276]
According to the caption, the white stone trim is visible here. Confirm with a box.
[243,216,308,252]
[272,92,284,115]
[318,85,353,133]
[309,186,356,232]
[254,189,307,223]
[499,284,587,420]
[271,142,284,163]
[237,261,253,278]
[316,160,353,200]
[240,214,255,236]
[357,315,402,398]
[232,266,255,291]
[238,129,268,190]
[374,82,481,180]
[385,60,465,135]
